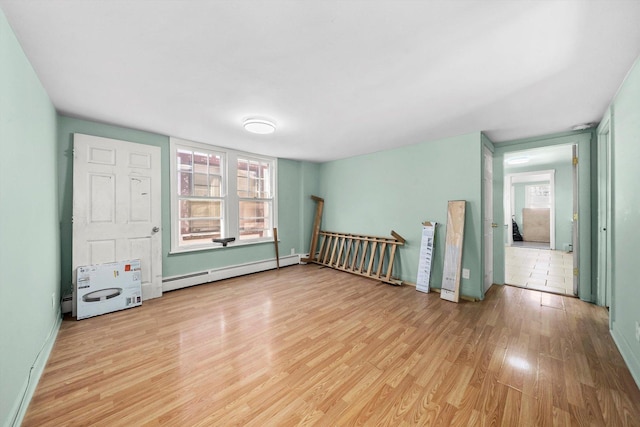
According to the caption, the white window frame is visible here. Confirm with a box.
[170,137,277,253]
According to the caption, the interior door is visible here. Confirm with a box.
[597,125,611,307]
[483,146,494,294]
[72,134,162,316]
[572,144,579,296]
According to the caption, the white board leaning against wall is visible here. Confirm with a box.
[416,221,437,293]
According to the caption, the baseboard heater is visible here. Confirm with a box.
[162,254,300,292]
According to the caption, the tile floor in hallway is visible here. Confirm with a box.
[504,245,575,295]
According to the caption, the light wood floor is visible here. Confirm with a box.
[24,265,640,426]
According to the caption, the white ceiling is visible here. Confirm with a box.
[2,1,639,162]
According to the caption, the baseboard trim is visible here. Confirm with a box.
[7,309,61,427]
[162,254,300,292]
[610,325,640,391]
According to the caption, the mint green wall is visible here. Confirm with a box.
[318,132,484,300]
[608,56,640,387]
[0,10,60,427]
[493,131,593,301]
[57,116,314,294]
[300,161,321,254]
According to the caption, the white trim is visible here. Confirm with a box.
[162,254,300,292]
[168,237,277,254]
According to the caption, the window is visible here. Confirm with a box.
[170,138,277,252]
[525,184,551,209]
[237,157,273,240]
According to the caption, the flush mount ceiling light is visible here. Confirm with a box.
[506,156,530,165]
[243,118,276,134]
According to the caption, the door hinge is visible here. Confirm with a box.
[574,268,579,277]
[573,156,579,165]
[573,213,578,221]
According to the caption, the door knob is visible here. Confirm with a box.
[152,226,160,233]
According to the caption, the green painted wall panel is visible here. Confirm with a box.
[57,117,315,294]
[318,133,483,299]
[300,161,321,255]
[609,56,640,387]
[0,10,60,426]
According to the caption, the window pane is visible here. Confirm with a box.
[176,148,224,198]
[179,219,222,245]
[209,154,222,175]
[193,152,208,174]
[178,198,223,245]
[239,200,272,240]
[178,171,192,196]
[237,158,272,198]
[193,173,209,196]
[177,150,193,171]
[209,175,221,197]
[179,199,221,219]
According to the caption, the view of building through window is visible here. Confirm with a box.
[171,139,277,251]
[237,158,272,240]
[177,149,224,246]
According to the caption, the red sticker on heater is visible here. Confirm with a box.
[125,264,131,271]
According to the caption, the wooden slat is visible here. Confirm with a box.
[350,240,361,272]
[321,234,333,264]
[358,241,369,273]
[328,235,340,266]
[386,244,397,282]
[336,236,347,268]
[316,234,327,263]
[343,237,353,270]
[375,242,387,278]
[366,241,378,276]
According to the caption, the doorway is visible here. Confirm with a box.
[503,144,577,296]
[72,134,163,316]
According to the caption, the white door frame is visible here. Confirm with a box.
[504,170,556,249]
[72,134,162,316]
[596,122,612,308]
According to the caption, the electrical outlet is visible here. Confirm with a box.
[635,321,640,342]
[462,268,470,279]
[291,248,295,255]
[51,293,56,308]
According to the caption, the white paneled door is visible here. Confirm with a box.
[73,134,162,316]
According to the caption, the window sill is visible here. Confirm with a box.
[169,238,277,255]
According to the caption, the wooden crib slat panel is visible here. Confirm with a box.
[310,230,404,285]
